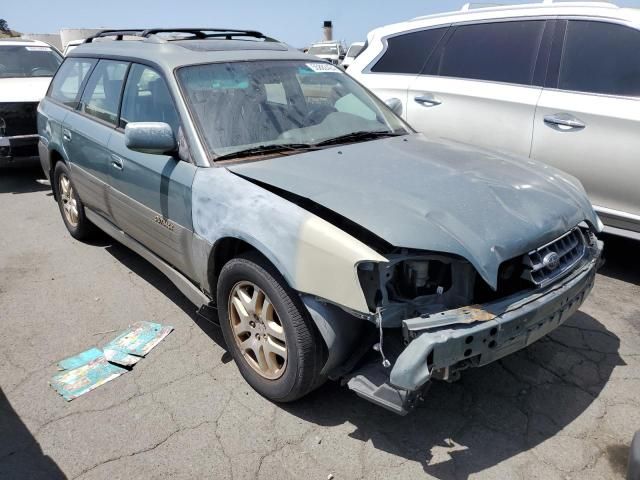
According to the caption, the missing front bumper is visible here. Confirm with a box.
[347,248,601,415]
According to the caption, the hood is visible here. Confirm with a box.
[227,134,599,289]
[0,77,52,103]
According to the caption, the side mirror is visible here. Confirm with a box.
[385,98,403,117]
[124,122,176,155]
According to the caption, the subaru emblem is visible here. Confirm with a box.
[543,252,560,270]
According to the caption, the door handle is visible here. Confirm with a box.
[110,154,124,171]
[414,94,442,107]
[62,129,72,142]
[544,113,586,130]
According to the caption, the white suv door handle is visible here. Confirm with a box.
[544,113,586,130]
[414,94,442,107]
[62,129,72,142]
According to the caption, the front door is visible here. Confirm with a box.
[107,63,197,276]
[531,20,640,234]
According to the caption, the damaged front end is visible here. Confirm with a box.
[343,226,603,415]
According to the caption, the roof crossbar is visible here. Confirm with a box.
[84,30,145,43]
[85,28,277,44]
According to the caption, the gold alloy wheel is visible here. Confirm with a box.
[58,173,79,227]
[228,281,288,380]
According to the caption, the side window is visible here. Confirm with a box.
[120,64,180,133]
[48,58,95,108]
[559,21,640,97]
[79,60,128,125]
[437,21,545,85]
[371,28,447,74]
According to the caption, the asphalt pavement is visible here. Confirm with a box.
[1,164,639,479]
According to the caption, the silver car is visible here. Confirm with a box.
[38,28,603,414]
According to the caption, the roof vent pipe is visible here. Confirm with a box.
[323,21,333,41]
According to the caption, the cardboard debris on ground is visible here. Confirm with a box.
[49,321,174,401]
[50,351,127,401]
[103,321,174,366]
[57,347,103,371]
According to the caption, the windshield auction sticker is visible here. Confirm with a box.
[306,63,341,73]
[25,47,52,52]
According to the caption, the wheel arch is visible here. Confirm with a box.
[209,237,335,377]
[206,236,296,302]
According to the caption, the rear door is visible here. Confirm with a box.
[531,20,640,234]
[406,20,549,157]
[64,59,128,218]
[356,27,449,117]
[107,63,197,276]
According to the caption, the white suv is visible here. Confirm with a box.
[349,1,640,240]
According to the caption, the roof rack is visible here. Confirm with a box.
[84,28,278,44]
[460,2,504,10]
[459,0,617,10]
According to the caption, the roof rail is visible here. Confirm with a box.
[460,0,617,10]
[460,3,504,10]
[84,28,278,44]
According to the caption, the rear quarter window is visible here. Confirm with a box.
[371,27,448,74]
[48,58,96,108]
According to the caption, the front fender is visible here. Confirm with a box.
[191,167,386,313]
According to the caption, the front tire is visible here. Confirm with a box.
[217,252,326,402]
[53,161,94,240]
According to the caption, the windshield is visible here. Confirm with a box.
[346,44,364,58]
[178,60,409,159]
[0,45,62,78]
[308,45,339,56]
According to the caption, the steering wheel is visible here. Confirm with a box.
[304,105,338,126]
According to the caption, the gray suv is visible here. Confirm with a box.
[38,28,603,414]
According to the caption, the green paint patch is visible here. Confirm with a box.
[50,321,174,401]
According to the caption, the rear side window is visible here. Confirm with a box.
[371,27,447,74]
[436,21,545,85]
[49,58,95,108]
[79,59,128,125]
[559,21,640,97]
[120,64,180,132]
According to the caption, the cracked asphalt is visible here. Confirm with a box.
[1,164,639,480]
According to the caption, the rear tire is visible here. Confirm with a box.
[53,161,94,241]
[217,252,326,402]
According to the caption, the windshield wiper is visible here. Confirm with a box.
[314,130,405,147]
[215,143,316,161]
